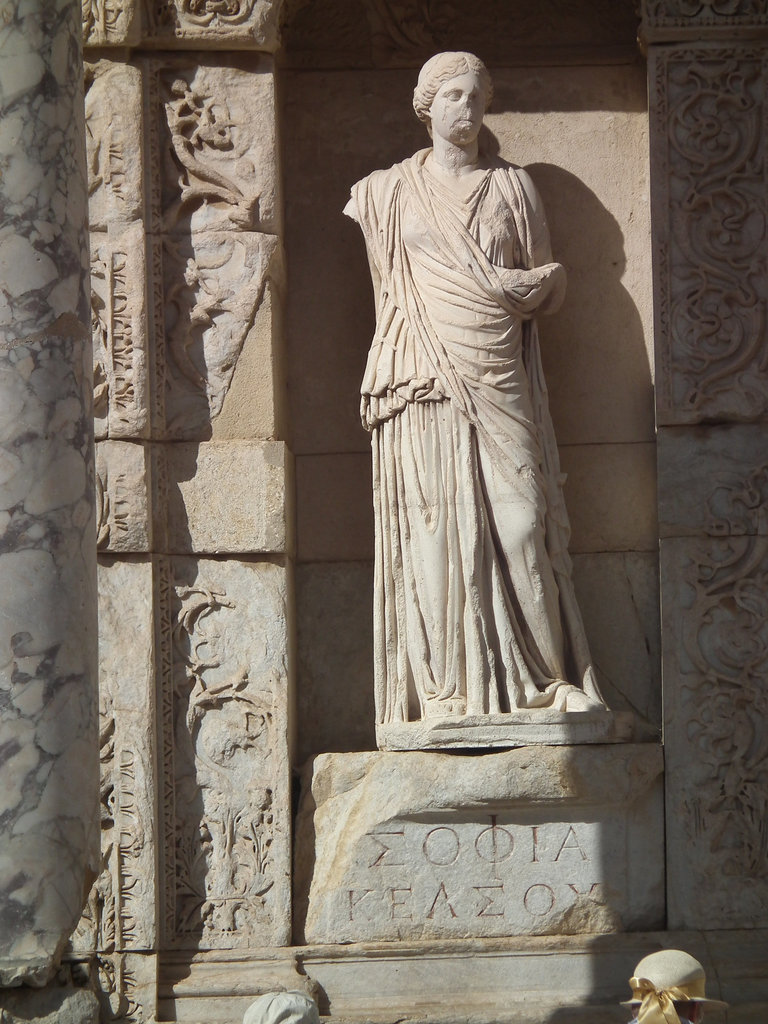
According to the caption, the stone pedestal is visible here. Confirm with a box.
[378,710,635,750]
[0,0,97,990]
[295,746,664,945]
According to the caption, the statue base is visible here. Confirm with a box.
[294,745,664,945]
[377,709,635,751]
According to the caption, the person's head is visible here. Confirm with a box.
[622,950,727,1024]
[413,52,493,142]
[242,991,320,1024]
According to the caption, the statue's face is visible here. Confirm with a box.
[429,70,485,146]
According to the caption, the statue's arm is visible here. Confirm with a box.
[514,167,565,314]
[516,167,553,267]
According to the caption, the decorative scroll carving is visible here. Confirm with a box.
[708,463,768,536]
[652,48,768,424]
[164,78,259,228]
[681,538,768,882]
[644,0,768,28]
[160,232,279,438]
[142,3,281,58]
[150,61,278,234]
[159,559,290,948]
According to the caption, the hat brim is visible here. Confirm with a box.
[620,998,729,1010]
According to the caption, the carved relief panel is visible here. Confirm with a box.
[156,557,291,949]
[73,559,158,956]
[86,62,150,441]
[83,0,140,46]
[141,0,282,50]
[146,57,278,235]
[663,533,768,928]
[650,46,768,424]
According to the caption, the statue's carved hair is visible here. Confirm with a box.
[413,51,493,131]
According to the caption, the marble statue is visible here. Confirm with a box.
[344,51,606,739]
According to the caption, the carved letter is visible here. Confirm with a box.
[474,884,505,918]
[426,882,458,919]
[389,887,412,920]
[523,884,556,917]
[348,889,374,921]
[422,827,460,866]
[474,819,515,863]
[554,826,588,861]
[568,882,602,902]
[367,831,405,868]
[532,825,540,863]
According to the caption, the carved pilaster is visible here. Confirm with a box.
[156,557,291,949]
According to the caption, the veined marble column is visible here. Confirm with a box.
[0,0,98,987]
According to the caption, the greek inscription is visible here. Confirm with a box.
[532,825,540,862]
[554,826,589,861]
[368,831,405,868]
[422,827,460,866]
[474,817,515,863]
[474,884,505,918]
[348,889,373,921]
[523,884,556,916]
[568,882,601,901]
[389,887,412,920]
[426,882,457,919]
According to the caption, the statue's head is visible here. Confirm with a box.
[413,51,493,140]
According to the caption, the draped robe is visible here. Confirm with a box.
[349,150,603,725]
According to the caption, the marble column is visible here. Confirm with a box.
[0,0,99,987]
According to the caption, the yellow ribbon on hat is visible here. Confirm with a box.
[630,975,706,1024]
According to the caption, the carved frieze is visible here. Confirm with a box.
[93,952,158,1024]
[146,59,278,234]
[83,0,140,47]
[663,536,768,928]
[96,441,151,553]
[158,231,280,438]
[157,558,291,949]
[91,227,150,440]
[73,559,157,956]
[85,62,144,231]
[651,46,768,424]
[282,0,638,68]
[643,0,768,32]
[141,0,282,50]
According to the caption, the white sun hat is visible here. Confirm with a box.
[621,949,728,1023]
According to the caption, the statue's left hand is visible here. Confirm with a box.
[498,262,566,317]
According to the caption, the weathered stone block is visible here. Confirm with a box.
[561,442,657,554]
[85,61,144,230]
[73,558,157,954]
[95,441,151,552]
[659,425,768,538]
[157,557,291,948]
[83,0,140,48]
[160,439,293,555]
[296,746,664,944]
